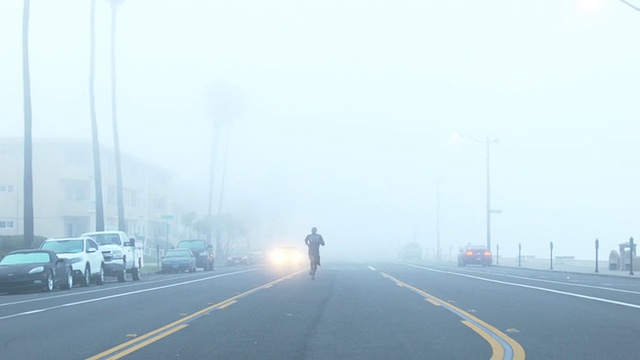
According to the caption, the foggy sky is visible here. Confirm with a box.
[2,0,640,260]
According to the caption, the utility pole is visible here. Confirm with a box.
[486,135,491,250]
[436,178,441,261]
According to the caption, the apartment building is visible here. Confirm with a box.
[0,138,182,245]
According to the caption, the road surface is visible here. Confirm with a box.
[1,261,639,359]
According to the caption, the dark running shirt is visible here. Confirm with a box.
[305,233,325,255]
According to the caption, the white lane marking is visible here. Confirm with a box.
[0,269,257,308]
[406,264,640,310]
[421,264,640,296]
[0,269,258,320]
[367,266,377,271]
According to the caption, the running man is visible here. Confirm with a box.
[304,227,325,274]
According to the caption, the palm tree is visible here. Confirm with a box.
[90,0,105,231]
[22,0,34,248]
[620,0,640,11]
[109,0,126,231]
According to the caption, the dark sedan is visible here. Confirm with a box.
[161,249,197,274]
[226,250,252,266]
[458,245,492,267]
[0,249,73,293]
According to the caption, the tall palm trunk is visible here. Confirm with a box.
[215,131,230,256]
[22,0,34,248]
[206,127,220,248]
[90,0,105,231]
[110,0,126,232]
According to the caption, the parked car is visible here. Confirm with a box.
[0,249,73,293]
[82,231,141,282]
[161,249,197,274]
[176,240,215,271]
[458,245,492,267]
[249,250,266,264]
[226,250,253,266]
[40,237,104,286]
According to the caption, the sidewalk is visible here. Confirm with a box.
[494,257,640,278]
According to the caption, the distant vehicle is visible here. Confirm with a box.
[0,249,73,293]
[40,237,105,287]
[161,249,196,274]
[82,231,141,282]
[400,242,422,261]
[249,250,266,264]
[226,250,252,266]
[268,246,305,265]
[458,245,492,267]
[176,240,215,271]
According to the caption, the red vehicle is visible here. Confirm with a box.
[458,245,492,267]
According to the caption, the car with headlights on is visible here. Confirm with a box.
[458,245,492,267]
[40,237,105,286]
[0,249,73,293]
[161,249,197,273]
[176,239,214,271]
[268,246,305,266]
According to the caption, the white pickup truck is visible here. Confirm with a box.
[82,231,141,282]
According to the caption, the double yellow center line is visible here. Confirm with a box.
[382,272,526,360]
[87,270,303,360]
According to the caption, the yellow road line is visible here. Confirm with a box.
[217,300,237,310]
[382,272,525,360]
[87,270,303,360]
[106,324,189,360]
[462,320,504,360]
[425,298,441,306]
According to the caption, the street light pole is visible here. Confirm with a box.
[436,177,441,261]
[486,135,491,251]
[455,133,499,250]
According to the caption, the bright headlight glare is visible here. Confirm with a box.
[29,266,45,274]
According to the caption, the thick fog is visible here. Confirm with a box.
[2,0,640,260]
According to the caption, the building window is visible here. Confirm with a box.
[64,146,91,166]
[0,185,14,193]
[124,189,138,208]
[64,180,89,201]
[0,220,15,229]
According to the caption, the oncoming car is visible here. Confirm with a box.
[458,245,492,267]
[268,246,305,265]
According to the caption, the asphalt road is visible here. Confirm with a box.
[1,261,640,359]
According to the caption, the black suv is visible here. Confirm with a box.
[176,240,215,271]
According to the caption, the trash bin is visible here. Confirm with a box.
[609,250,619,270]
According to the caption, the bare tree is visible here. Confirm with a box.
[22,0,34,248]
[90,0,105,231]
[109,0,126,231]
